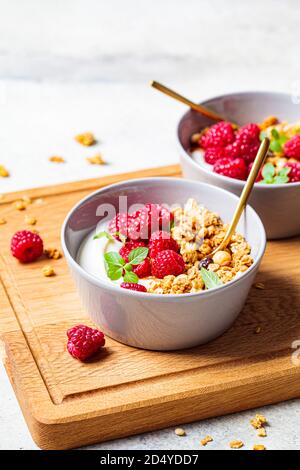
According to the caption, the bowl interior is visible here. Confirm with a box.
[178,91,299,152]
[63,178,265,266]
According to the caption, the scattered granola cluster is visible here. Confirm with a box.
[0,164,9,177]
[173,412,268,449]
[147,198,253,294]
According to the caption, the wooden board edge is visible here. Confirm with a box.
[0,164,181,203]
[4,347,300,450]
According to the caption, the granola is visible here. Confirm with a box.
[24,215,37,226]
[229,440,244,449]
[200,435,213,446]
[147,199,253,294]
[174,428,186,436]
[253,444,266,451]
[75,132,96,146]
[250,414,267,429]
[86,153,105,165]
[0,165,9,177]
[49,156,65,163]
[44,248,62,260]
[42,265,55,277]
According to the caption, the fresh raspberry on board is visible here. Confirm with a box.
[138,204,173,239]
[120,282,147,292]
[67,324,105,361]
[284,135,300,159]
[119,241,146,262]
[200,121,235,149]
[213,157,247,180]
[132,257,152,278]
[151,249,185,279]
[149,230,179,259]
[284,162,300,182]
[11,230,44,263]
[204,147,225,165]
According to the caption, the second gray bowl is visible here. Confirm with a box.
[178,91,300,239]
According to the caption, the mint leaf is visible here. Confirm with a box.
[278,166,291,177]
[104,252,125,266]
[124,263,133,272]
[104,251,125,281]
[93,231,114,241]
[259,130,268,141]
[273,167,290,184]
[106,265,124,280]
[200,268,223,289]
[271,128,280,139]
[128,247,149,265]
[270,139,283,153]
[123,271,139,283]
[278,135,288,145]
[262,163,275,180]
[273,175,289,184]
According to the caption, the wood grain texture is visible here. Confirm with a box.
[0,164,300,450]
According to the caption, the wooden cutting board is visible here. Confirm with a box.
[0,164,300,450]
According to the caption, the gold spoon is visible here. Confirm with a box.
[151,80,227,122]
[211,137,270,255]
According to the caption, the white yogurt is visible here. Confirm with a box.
[190,148,213,171]
[76,223,151,288]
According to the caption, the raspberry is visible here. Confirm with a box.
[213,157,247,180]
[11,230,44,263]
[148,230,179,259]
[284,135,300,159]
[200,122,235,149]
[247,162,263,182]
[108,213,132,238]
[139,204,173,239]
[132,257,152,278]
[285,162,300,182]
[151,249,185,279]
[225,140,260,164]
[204,147,225,165]
[225,123,260,164]
[236,123,260,144]
[120,282,147,292]
[108,213,140,241]
[67,324,105,361]
[119,241,146,262]
[160,206,174,230]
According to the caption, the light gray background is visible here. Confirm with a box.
[0,0,299,450]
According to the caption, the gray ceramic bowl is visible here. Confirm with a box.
[178,91,300,239]
[61,177,266,351]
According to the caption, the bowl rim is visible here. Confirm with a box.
[61,177,266,301]
[177,90,300,189]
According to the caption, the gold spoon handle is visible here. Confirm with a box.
[150,80,226,122]
[212,137,270,255]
